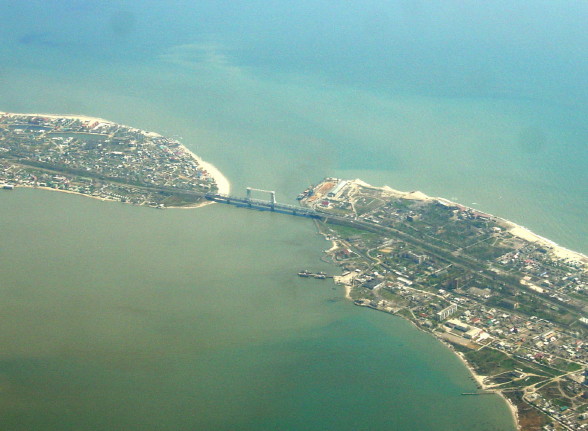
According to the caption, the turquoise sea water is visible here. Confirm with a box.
[1,1,587,430]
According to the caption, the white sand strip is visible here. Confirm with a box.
[350,179,587,265]
[1,111,112,124]
[181,147,230,195]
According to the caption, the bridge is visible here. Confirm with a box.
[205,187,320,218]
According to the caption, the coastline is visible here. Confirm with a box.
[343,281,520,431]
[1,111,113,124]
[350,286,520,430]
[22,185,120,203]
[1,111,231,206]
[351,179,587,266]
[322,178,588,431]
[13,184,218,209]
[181,146,231,196]
[316,178,588,431]
[452,347,520,429]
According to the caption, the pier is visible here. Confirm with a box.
[298,270,332,279]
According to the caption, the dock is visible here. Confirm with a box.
[298,270,333,280]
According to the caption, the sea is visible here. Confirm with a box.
[0,2,587,430]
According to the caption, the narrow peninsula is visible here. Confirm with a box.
[0,112,230,207]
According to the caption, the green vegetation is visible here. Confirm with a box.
[464,347,562,378]
[465,348,522,376]
[327,223,381,241]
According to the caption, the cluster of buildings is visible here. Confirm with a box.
[526,376,588,430]
[0,113,216,206]
[303,177,587,428]
[498,242,587,312]
[342,265,588,428]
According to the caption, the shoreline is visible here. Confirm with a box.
[344,284,520,430]
[349,287,520,430]
[1,111,113,124]
[181,146,231,196]
[451,347,520,430]
[1,111,231,205]
[351,179,587,266]
[14,184,218,209]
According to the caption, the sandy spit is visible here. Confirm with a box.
[1,111,112,124]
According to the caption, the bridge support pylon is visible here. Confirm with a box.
[246,187,277,211]
[246,187,252,206]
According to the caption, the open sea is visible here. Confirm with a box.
[1,1,586,430]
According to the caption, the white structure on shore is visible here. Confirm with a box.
[437,303,458,321]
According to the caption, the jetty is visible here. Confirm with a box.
[298,270,332,279]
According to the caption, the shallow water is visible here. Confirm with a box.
[0,189,515,430]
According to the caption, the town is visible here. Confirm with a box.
[0,113,217,207]
[300,178,588,431]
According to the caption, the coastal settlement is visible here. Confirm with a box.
[2,112,587,430]
[0,112,221,207]
[300,178,588,431]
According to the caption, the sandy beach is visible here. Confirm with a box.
[1,111,113,124]
[181,146,231,196]
[350,179,587,267]
[452,349,520,429]
[506,224,587,264]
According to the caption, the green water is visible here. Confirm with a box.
[0,189,514,430]
[4,3,587,428]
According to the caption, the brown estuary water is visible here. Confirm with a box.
[0,189,515,430]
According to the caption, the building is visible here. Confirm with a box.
[464,327,483,339]
[436,303,458,321]
[327,180,348,199]
[446,318,469,332]
[402,250,428,264]
[499,299,520,310]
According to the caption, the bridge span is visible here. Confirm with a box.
[205,190,321,218]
